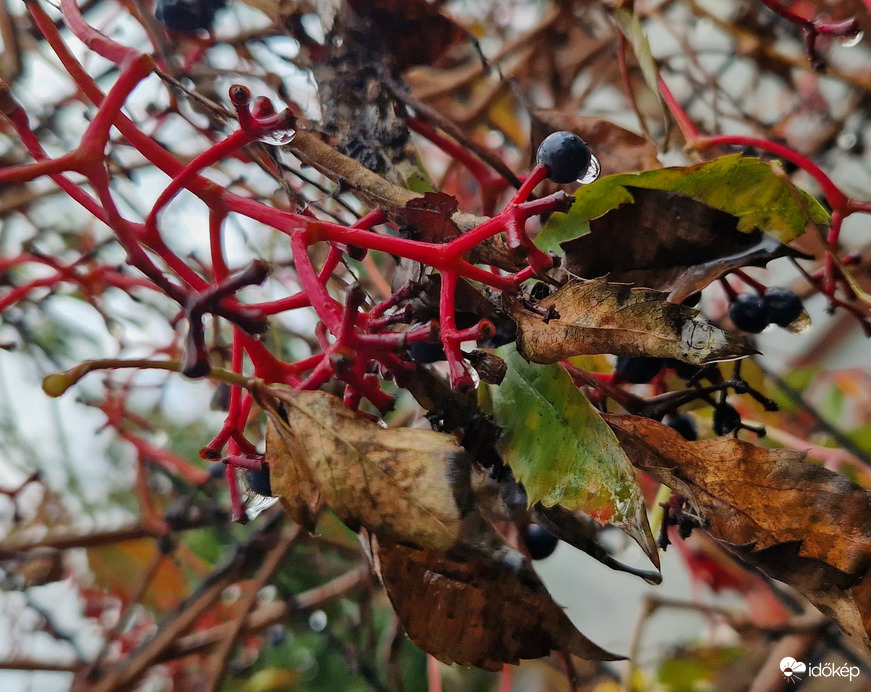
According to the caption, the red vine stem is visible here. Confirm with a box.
[657,73,871,318]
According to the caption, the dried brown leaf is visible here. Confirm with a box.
[262,388,471,550]
[347,0,467,71]
[510,278,755,365]
[606,413,871,648]
[374,538,623,670]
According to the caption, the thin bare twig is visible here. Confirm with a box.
[202,526,300,692]
[161,564,371,661]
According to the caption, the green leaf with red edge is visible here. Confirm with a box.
[536,155,830,253]
[486,345,658,568]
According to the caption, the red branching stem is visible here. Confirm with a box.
[660,75,847,207]
[223,455,264,472]
[224,463,245,522]
[657,75,702,142]
[209,209,231,282]
[824,210,845,296]
[409,116,509,214]
[144,129,251,238]
[144,91,295,240]
[438,271,475,390]
[209,328,256,458]
[27,2,224,203]
[658,71,871,315]
[731,270,767,294]
[759,0,861,36]
[699,134,846,209]
[758,0,860,69]
[719,277,739,301]
[122,431,210,485]
[291,230,344,331]
[0,104,109,223]
[13,0,598,507]
[60,0,142,66]
[0,275,64,313]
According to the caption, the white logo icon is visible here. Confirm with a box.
[780,657,807,681]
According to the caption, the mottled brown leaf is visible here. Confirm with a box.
[560,189,811,302]
[511,278,755,365]
[347,0,467,71]
[262,388,471,550]
[531,111,661,176]
[374,538,623,670]
[606,413,871,648]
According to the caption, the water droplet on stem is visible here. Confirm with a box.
[259,128,295,146]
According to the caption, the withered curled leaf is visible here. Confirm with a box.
[511,278,755,365]
[606,413,871,648]
[262,387,471,550]
[374,538,624,670]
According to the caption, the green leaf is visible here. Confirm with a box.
[613,9,666,136]
[536,155,830,251]
[488,345,657,566]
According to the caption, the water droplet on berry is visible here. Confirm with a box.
[576,152,601,184]
[839,31,864,48]
[785,310,811,334]
[259,128,295,145]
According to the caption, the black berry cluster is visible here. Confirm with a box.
[728,288,804,333]
[536,131,593,184]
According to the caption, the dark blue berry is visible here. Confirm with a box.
[615,356,664,384]
[155,0,221,32]
[209,462,227,479]
[668,359,703,380]
[536,131,593,184]
[407,340,446,363]
[713,403,741,436]
[245,467,273,497]
[523,524,559,560]
[762,288,803,327]
[728,293,770,333]
[157,535,175,554]
[665,413,697,441]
